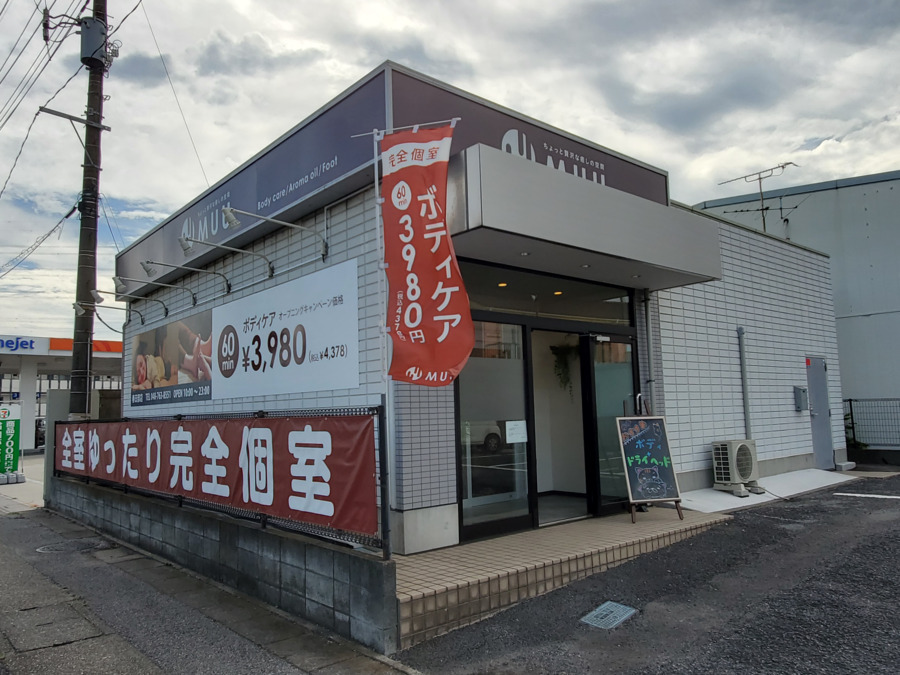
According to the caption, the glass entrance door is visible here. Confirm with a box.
[583,335,637,513]
[532,330,589,525]
[458,322,532,537]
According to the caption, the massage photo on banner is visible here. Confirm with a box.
[130,310,213,406]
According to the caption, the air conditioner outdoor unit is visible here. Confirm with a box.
[712,440,765,498]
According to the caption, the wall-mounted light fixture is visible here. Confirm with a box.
[113,275,197,306]
[178,236,274,278]
[223,207,328,261]
[91,289,169,317]
[74,301,144,324]
[141,260,231,294]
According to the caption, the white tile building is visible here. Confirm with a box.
[109,62,848,555]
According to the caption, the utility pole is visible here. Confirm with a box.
[69,0,108,419]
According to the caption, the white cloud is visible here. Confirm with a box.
[0,0,898,340]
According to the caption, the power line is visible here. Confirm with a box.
[0,202,77,280]
[0,0,13,25]
[0,1,145,202]
[0,21,77,132]
[0,1,84,131]
[0,5,41,85]
[0,31,57,123]
[0,2,40,62]
[99,194,124,251]
[41,0,84,46]
[0,64,81,201]
[0,241,123,250]
[108,0,143,39]
[93,310,124,335]
[142,3,209,187]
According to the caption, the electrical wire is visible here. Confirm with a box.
[0,23,76,133]
[0,0,13,24]
[99,194,124,251]
[0,201,78,280]
[0,30,57,121]
[0,5,39,79]
[0,242,121,252]
[0,0,82,131]
[759,486,790,501]
[141,3,209,188]
[0,1,140,276]
[0,64,81,201]
[93,309,124,335]
[107,0,143,39]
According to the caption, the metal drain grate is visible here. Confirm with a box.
[581,601,637,629]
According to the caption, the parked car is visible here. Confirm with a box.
[464,420,505,453]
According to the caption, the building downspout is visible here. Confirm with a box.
[737,326,752,438]
[643,289,655,415]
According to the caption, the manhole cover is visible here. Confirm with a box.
[36,538,107,554]
[581,601,637,629]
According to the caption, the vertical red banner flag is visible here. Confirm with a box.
[380,125,474,386]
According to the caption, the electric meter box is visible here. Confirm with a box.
[793,386,809,412]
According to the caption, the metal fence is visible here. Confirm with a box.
[843,399,900,448]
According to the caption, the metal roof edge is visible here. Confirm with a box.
[671,200,830,259]
[694,169,900,210]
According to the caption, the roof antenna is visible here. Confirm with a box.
[719,162,799,233]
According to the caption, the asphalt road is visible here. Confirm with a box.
[398,473,900,674]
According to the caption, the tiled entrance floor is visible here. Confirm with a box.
[394,508,729,649]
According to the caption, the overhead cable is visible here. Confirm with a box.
[108,0,143,38]
[99,194,124,251]
[0,202,78,280]
[0,22,76,132]
[142,3,209,187]
[0,5,40,83]
[0,64,81,201]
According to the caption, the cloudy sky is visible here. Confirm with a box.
[1,0,898,341]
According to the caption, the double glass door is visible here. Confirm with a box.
[458,321,637,538]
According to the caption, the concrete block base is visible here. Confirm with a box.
[49,476,399,654]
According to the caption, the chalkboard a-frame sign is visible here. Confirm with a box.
[616,416,685,523]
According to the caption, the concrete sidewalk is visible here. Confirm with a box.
[0,486,415,674]
[678,467,860,513]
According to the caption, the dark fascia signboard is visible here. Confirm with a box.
[390,68,669,206]
[116,61,670,292]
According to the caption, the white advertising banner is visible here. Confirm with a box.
[212,259,360,400]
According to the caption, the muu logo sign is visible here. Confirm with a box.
[404,366,451,383]
[500,129,606,186]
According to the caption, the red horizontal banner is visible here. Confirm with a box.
[55,416,377,536]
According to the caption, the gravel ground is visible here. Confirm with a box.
[398,474,900,674]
